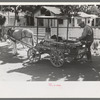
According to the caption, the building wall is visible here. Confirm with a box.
[34,10,42,26]
[74,17,96,27]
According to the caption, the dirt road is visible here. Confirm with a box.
[0,41,100,81]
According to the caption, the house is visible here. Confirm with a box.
[33,6,63,27]
[33,6,71,39]
[76,12,98,27]
[32,6,100,39]
[34,6,80,27]
[33,6,98,27]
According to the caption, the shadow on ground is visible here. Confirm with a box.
[7,56,100,81]
[1,41,100,81]
[0,43,27,65]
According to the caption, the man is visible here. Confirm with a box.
[77,21,94,62]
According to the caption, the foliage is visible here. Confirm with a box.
[1,5,40,26]
[60,5,80,17]
[1,5,20,25]
[60,5,94,17]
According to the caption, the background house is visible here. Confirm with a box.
[33,7,98,27]
[31,6,100,39]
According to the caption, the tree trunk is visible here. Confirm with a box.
[14,7,17,27]
[14,12,16,27]
[8,11,10,24]
[67,19,69,40]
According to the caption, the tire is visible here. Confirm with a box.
[50,50,64,68]
[27,48,40,63]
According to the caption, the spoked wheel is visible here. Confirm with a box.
[50,50,64,68]
[27,48,41,63]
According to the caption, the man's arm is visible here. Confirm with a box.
[78,26,88,40]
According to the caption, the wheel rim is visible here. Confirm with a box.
[50,50,64,67]
[27,48,40,63]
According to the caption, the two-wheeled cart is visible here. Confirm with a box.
[27,16,87,67]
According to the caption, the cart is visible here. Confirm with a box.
[27,16,87,67]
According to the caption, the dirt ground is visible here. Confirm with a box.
[0,41,100,81]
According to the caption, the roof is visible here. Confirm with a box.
[78,12,98,18]
[43,6,61,15]
[36,15,69,19]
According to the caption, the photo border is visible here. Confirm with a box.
[0,0,100,99]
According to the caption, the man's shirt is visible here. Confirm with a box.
[79,25,93,42]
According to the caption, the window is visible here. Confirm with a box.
[58,19,63,24]
[77,18,82,24]
[26,16,34,26]
[72,18,74,27]
[92,19,94,26]
[88,19,90,23]
[96,18,100,26]
[38,19,44,26]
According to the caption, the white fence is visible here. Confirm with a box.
[51,27,100,40]
[4,26,100,40]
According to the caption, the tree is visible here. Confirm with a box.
[2,5,40,26]
[19,5,40,26]
[0,13,6,41]
[60,5,93,17]
[2,5,20,26]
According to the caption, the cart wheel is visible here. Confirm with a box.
[50,50,64,68]
[27,48,40,63]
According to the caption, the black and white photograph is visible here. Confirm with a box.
[0,3,100,81]
[0,1,100,98]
